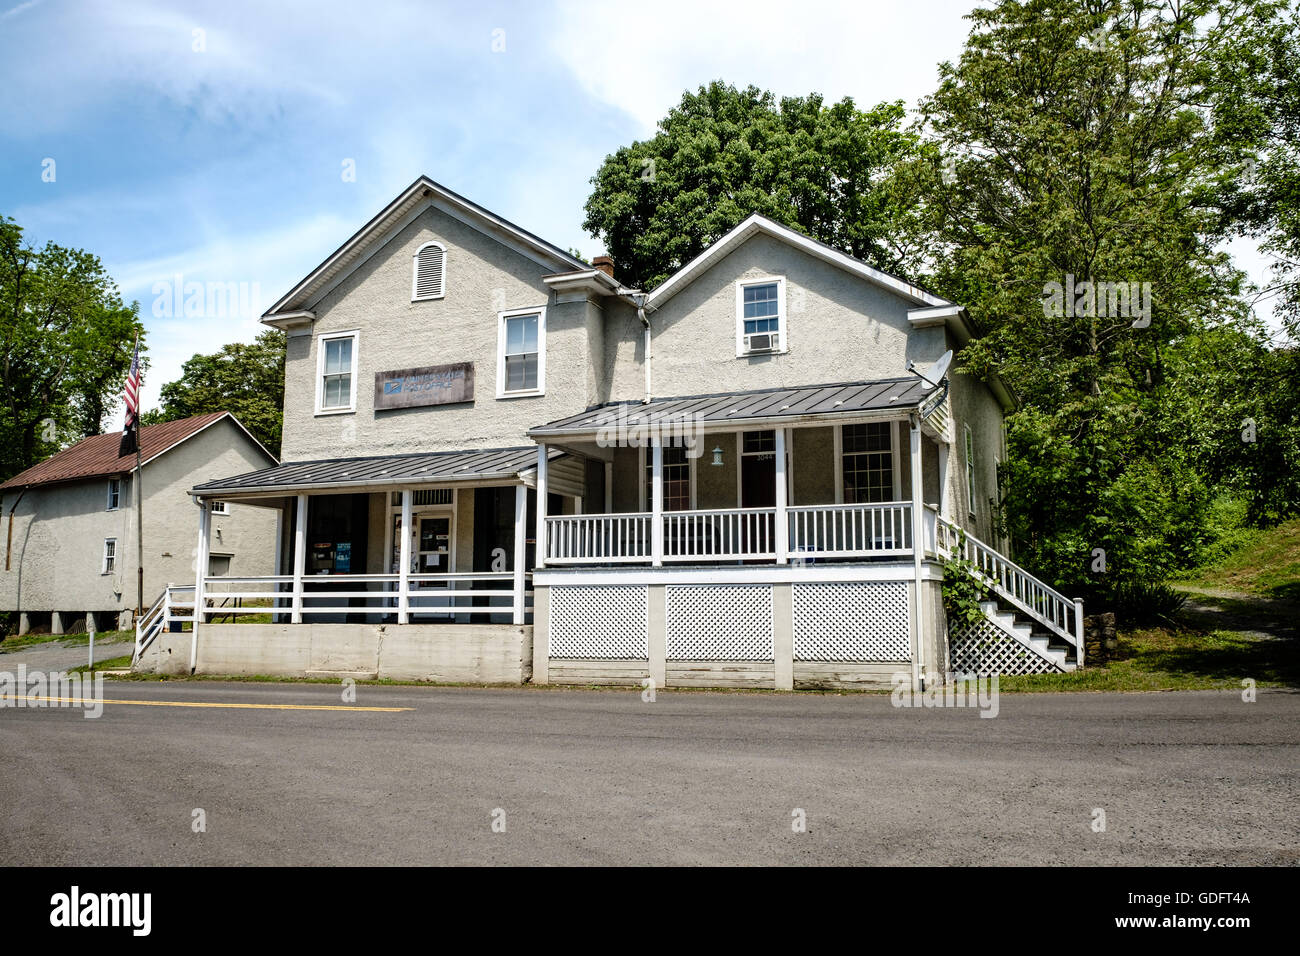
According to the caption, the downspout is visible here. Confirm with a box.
[5,487,29,571]
[636,294,651,403]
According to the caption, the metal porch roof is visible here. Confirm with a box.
[192,445,553,497]
[527,378,930,438]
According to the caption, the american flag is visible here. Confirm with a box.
[118,338,140,457]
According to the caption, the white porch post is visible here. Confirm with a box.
[909,415,925,690]
[512,484,527,625]
[191,498,210,672]
[535,445,549,569]
[291,493,307,624]
[774,427,789,565]
[398,489,412,625]
[650,438,664,567]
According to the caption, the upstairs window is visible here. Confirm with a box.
[736,277,786,355]
[106,478,120,511]
[412,241,446,300]
[209,500,230,515]
[497,308,545,396]
[841,423,895,503]
[316,331,358,414]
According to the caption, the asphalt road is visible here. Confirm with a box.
[1,680,1297,865]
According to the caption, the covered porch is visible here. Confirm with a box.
[184,447,588,630]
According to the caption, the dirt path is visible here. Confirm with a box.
[1172,584,1299,642]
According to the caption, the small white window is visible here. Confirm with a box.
[964,425,976,517]
[497,308,545,397]
[209,500,230,515]
[412,241,446,300]
[106,478,120,511]
[736,277,787,356]
[316,330,358,414]
[102,538,116,574]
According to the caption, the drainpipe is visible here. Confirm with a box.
[635,294,651,403]
[5,487,29,571]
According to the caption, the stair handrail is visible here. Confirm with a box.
[935,515,1084,663]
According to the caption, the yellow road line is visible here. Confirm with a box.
[9,695,411,712]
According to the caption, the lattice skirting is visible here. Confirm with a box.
[549,585,648,659]
[792,581,910,661]
[666,585,774,661]
[948,618,1063,676]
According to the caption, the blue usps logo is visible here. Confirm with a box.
[383,380,402,395]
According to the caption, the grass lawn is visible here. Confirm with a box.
[69,654,134,674]
[999,624,1297,692]
[1174,518,1300,599]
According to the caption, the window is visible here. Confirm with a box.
[644,444,692,511]
[965,425,977,517]
[106,479,120,511]
[209,500,230,515]
[841,423,895,503]
[736,277,786,354]
[208,554,232,576]
[316,331,358,414]
[412,241,446,300]
[497,308,545,396]
[102,538,116,574]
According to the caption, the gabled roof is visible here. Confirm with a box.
[646,213,953,310]
[190,445,560,496]
[528,377,933,438]
[262,176,589,323]
[0,412,275,493]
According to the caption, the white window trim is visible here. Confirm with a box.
[964,425,977,518]
[209,500,230,515]
[496,306,546,399]
[102,537,116,575]
[735,276,789,357]
[106,478,120,512]
[411,240,447,302]
[315,329,359,416]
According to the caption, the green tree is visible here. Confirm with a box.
[151,329,285,455]
[0,215,145,481]
[917,0,1277,599]
[582,81,931,290]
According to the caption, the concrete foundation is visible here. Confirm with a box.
[134,622,533,684]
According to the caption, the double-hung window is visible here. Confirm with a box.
[102,538,116,574]
[736,277,786,354]
[841,423,895,503]
[498,308,545,396]
[106,478,120,511]
[316,331,358,414]
[643,444,692,511]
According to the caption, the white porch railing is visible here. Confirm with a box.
[133,584,195,665]
[663,508,777,561]
[546,513,652,563]
[933,514,1084,662]
[788,502,912,558]
[546,502,915,564]
[197,572,530,622]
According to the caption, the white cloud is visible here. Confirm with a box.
[549,0,980,135]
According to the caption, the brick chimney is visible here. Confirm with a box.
[592,256,615,278]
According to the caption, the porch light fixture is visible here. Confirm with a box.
[711,446,724,467]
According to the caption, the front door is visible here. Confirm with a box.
[391,512,454,619]
[740,433,778,556]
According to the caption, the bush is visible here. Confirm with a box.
[1108,581,1188,627]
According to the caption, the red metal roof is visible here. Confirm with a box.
[0,412,230,492]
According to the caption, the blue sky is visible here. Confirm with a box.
[0,0,1275,423]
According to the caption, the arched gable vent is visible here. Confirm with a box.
[412,241,446,300]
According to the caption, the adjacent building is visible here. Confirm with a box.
[1,412,278,636]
